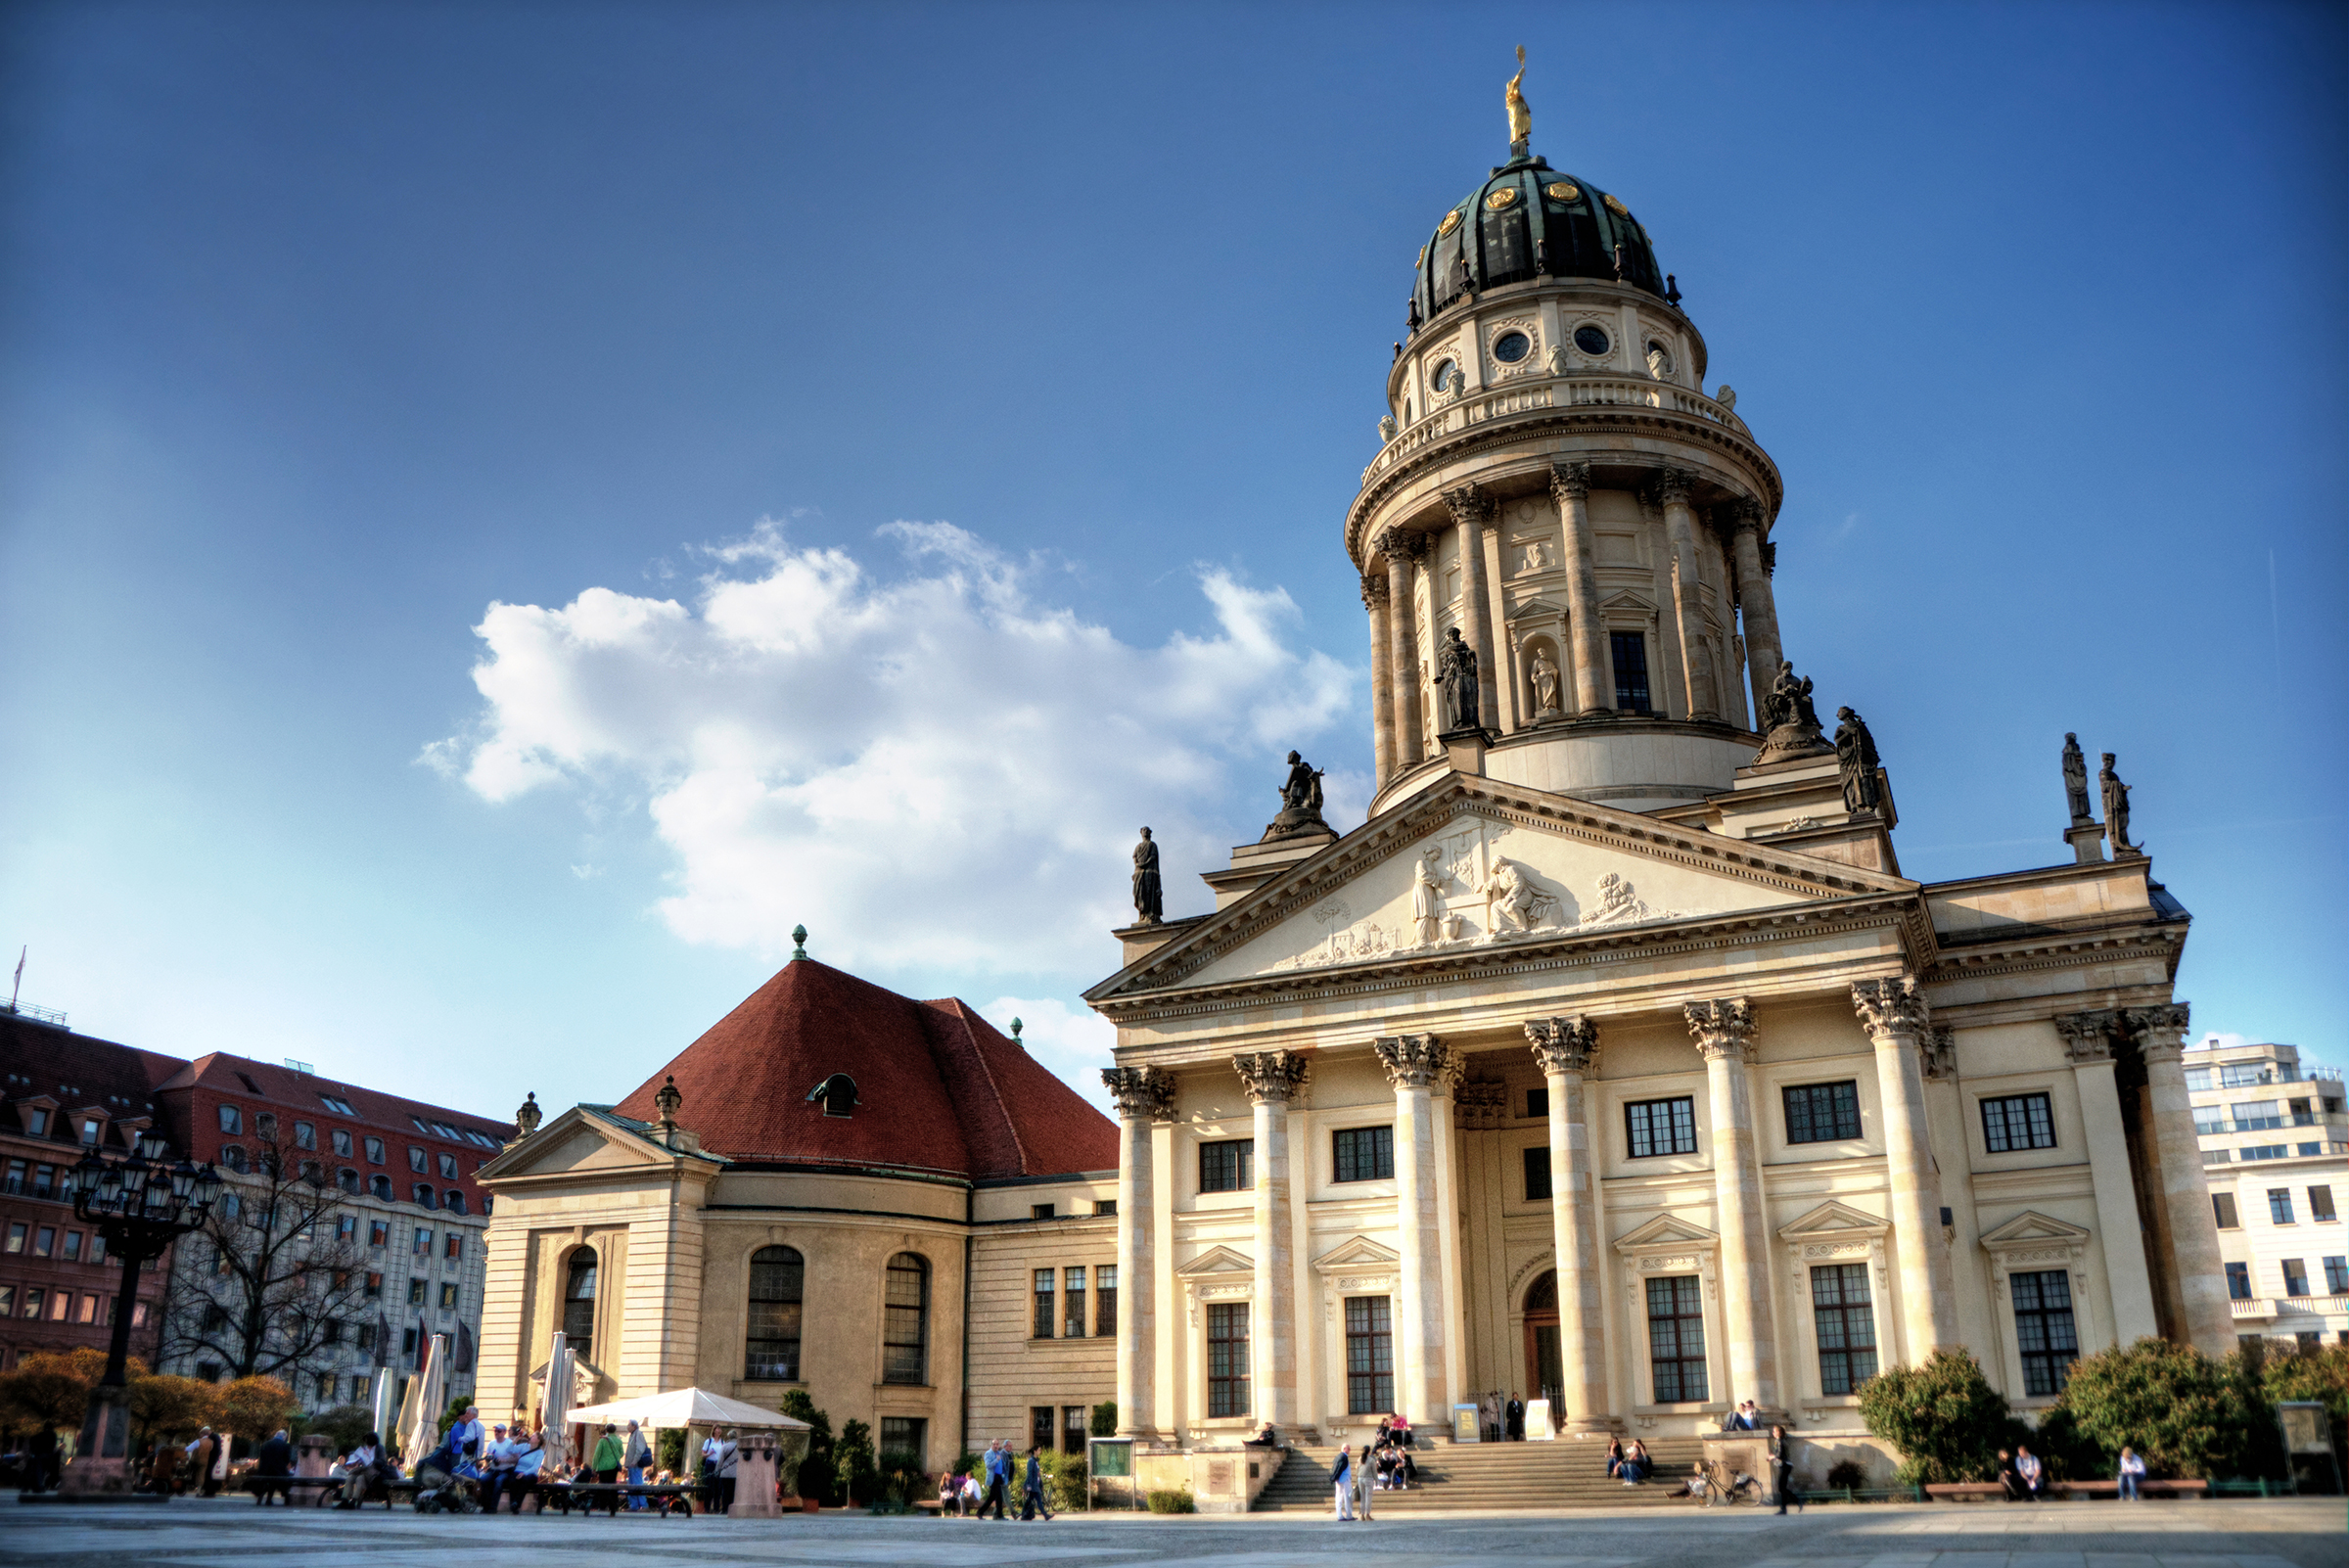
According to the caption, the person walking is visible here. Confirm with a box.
[2117,1445,2145,1500]
[591,1425,623,1485]
[1330,1445,1354,1521]
[1769,1424,1803,1514]
[981,1440,1011,1520]
[1021,1445,1054,1520]
[623,1420,651,1510]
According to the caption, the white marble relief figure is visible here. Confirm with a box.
[1530,648,1561,715]
[1480,855,1555,937]
[1517,537,1548,573]
[1410,848,1449,946]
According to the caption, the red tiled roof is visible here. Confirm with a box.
[612,960,1116,1180]
[160,1053,511,1150]
[0,1014,191,1147]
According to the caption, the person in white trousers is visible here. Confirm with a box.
[1352,1445,1374,1521]
[1331,1447,1354,1520]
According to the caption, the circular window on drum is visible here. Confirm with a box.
[1572,324,1611,356]
[1644,340,1674,375]
[1431,359,1459,393]
[1492,331,1532,364]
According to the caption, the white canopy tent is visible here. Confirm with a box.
[564,1387,811,1432]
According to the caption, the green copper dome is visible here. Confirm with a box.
[1408,153,1669,328]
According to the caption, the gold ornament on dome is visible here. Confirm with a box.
[1505,45,1531,148]
[1437,209,1463,237]
[1485,187,1519,210]
[1545,181,1580,202]
[1416,245,1427,268]
[1603,193,1630,216]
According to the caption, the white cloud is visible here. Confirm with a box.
[429,518,1355,990]
[979,995,1120,1112]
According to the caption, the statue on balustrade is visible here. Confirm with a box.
[2061,733,2094,825]
[1530,648,1562,717]
[2100,754,2138,854]
[1130,828,1163,924]
[1833,707,1882,815]
[1264,752,1331,842]
[1438,627,1481,735]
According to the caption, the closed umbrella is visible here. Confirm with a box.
[538,1331,574,1476]
[370,1369,398,1447]
[402,1333,448,1466]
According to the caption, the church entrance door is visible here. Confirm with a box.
[1522,1269,1563,1416]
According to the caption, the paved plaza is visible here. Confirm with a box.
[3,1498,2343,1568]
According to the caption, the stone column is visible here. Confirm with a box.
[1656,469,1720,719]
[1233,1050,1308,1432]
[1727,502,1782,727]
[1849,978,1959,1358]
[1527,1017,1612,1432]
[2053,1012,2161,1344]
[1683,998,1781,1416]
[1548,462,1612,715]
[1442,483,1500,732]
[1377,529,1428,770]
[2126,1004,2235,1356]
[1362,575,1395,785]
[1374,1032,1451,1430]
[1103,1065,1174,1441]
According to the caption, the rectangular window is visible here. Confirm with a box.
[438,1154,458,1180]
[1812,1264,1877,1395]
[1981,1093,2056,1153]
[1626,1097,1698,1159]
[1034,1268,1054,1339]
[413,1227,431,1255]
[32,1166,54,1199]
[1096,1264,1118,1338]
[1523,1145,1551,1201]
[2221,1063,2270,1087]
[1646,1275,1709,1404]
[77,1293,98,1324]
[364,1137,384,1164]
[408,1147,427,1173]
[2011,1268,2080,1396]
[1063,1406,1087,1454]
[2185,1066,2213,1091]
[438,1282,459,1310]
[1206,1300,1250,1418]
[23,1109,45,1136]
[1784,1082,1864,1144]
[2282,1259,2310,1297]
[401,1328,417,1356]
[294,1122,315,1150]
[408,1278,427,1306]
[2213,1192,2239,1229]
[2234,1100,2281,1130]
[3,1161,22,1194]
[2313,1186,2338,1222]
[1198,1139,1253,1193]
[879,1416,926,1469]
[2242,1145,2288,1161]
[219,1105,242,1134]
[1031,1203,1055,1221]
[0,1287,11,1315]
[48,1289,69,1320]
[445,1233,463,1260]
[2227,1261,2252,1300]
[79,1118,101,1145]
[1526,1087,1548,1121]
[62,1231,81,1261]
[365,1271,382,1298]
[1031,1407,1054,1453]
[882,1257,928,1385]
[1611,629,1652,714]
[5,1222,22,1253]
[2193,1106,2227,1135]
[1345,1295,1395,1413]
[322,1318,341,1345]
[369,1221,389,1249]
[2272,1188,2297,1224]
[332,1130,352,1157]
[1093,1198,1115,1217]
[321,1095,353,1116]
[33,1227,54,1258]
[2326,1257,2349,1295]
[338,1216,357,1244]
[1064,1267,1086,1339]
[22,1288,43,1319]
[1333,1126,1395,1183]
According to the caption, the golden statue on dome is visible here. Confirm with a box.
[1506,45,1531,153]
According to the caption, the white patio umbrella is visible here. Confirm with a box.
[562,1387,810,1432]
[401,1333,448,1466]
[537,1332,574,1475]
[370,1368,398,1447]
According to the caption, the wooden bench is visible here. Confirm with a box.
[242,1474,341,1505]
[2057,1479,2209,1499]
[1923,1482,2009,1501]
[536,1481,698,1516]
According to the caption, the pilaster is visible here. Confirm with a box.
[2124,1004,2234,1355]
[2052,1011,2160,1344]
[1849,977,1958,1358]
[1234,1051,1308,1431]
[1526,1016,1612,1432]
[1684,997,1782,1418]
[1373,1032,1451,1430]
[1547,463,1612,715]
[1104,1065,1175,1442]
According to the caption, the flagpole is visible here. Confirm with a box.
[11,946,22,1010]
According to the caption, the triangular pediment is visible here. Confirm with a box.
[1311,1234,1402,1273]
[1504,596,1568,621]
[1174,1243,1255,1280]
[1777,1200,1890,1242]
[1614,1213,1719,1253]
[1088,773,1915,999]
[476,1104,724,1182]
[1977,1210,2093,1249]
[1598,589,1655,613]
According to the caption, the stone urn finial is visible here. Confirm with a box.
[653,1075,682,1137]
[515,1091,542,1139]
[791,925,808,960]
[1011,1017,1023,1041]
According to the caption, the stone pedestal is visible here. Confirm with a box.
[58,1385,135,1497]
[1440,729,1488,777]
[296,1435,335,1479]
[2064,822,2106,864]
[729,1433,782,1516]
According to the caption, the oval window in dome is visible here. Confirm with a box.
[1437,209,1463,238]
[1573,324,1611,356]
[1485,187,1519,210]
[1493,331,1532,364]
[1432,359,1459,393]
[1544,181,1581,203]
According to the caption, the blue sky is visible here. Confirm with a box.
[3,2,2342,1121]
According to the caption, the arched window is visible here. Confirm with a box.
[806,1074,858,1119]
[255,1113,278,1141]
[881,1253,929,1385]
[444,1190,467,1215]
[221,1145,248,1174]
[562,1251,598,1361]
[338,1168,359,1193]
[369,1174,392,1201]
[745,1245,805,1381]
[1523,1269,1563,1410]
[413,1183,437,1209]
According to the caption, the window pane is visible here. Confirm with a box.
[1096,1265,1119,1338]
[1523,1146,1551,1201]
[1064,1267,1086,1340]
[1034,1268,1055,1339]
[746,1246,804,1380]
[2011,1268,2078,1396]
[883,1254,929,1384]
[1334,1127,1394,1183]
[1207,1301,1251,1417]
[1611,630,1651,713]
[1646,1274,1707,1404]
[1344,1295,1394,1413]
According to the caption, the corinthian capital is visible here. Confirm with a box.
[1441,482,1497,528]
[1100,1065,1175,1123]
[1730,497,1764,534]
[1851,976,1931,1039]
[1232,1050,1310,1104]
[1372,1032,1451,1089]
[1655,467,1694,506]
[1525,1017,1599,1077]
[1375,527,1429,566]
[1683,997,1757,1063]
[1359,574,1390,609]
[2124,1002,2192,1062]
[1548,461,1590,501]
[2052,1010,2119,1065]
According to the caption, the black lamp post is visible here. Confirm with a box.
[57,1132,220,1496]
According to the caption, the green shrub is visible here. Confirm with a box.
[657,1427,686,1476]
[952,1450,985,1481]
[1823,1458,1866,1491]
[1040,1449,1087,1511]
[1858,1348,2020,1483]
[1145,1486,1195,1513]
[779,1390,833,1460]
[302,1404,374,1456]
[836,1419,879,1504]
[795,1451,837,1504]
[1090,1402,1117,1437]
[2262,1343,2349,1471]
[2050,1337,2257,1479]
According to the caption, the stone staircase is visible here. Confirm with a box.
[1252,1436,1711,1512]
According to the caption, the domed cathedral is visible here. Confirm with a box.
[1085,57,2225,1483]
[472,946,1122,1477]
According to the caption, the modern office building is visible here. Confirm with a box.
[2191,1036,2349,1348]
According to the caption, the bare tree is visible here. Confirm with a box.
[161,1131,375,1385]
